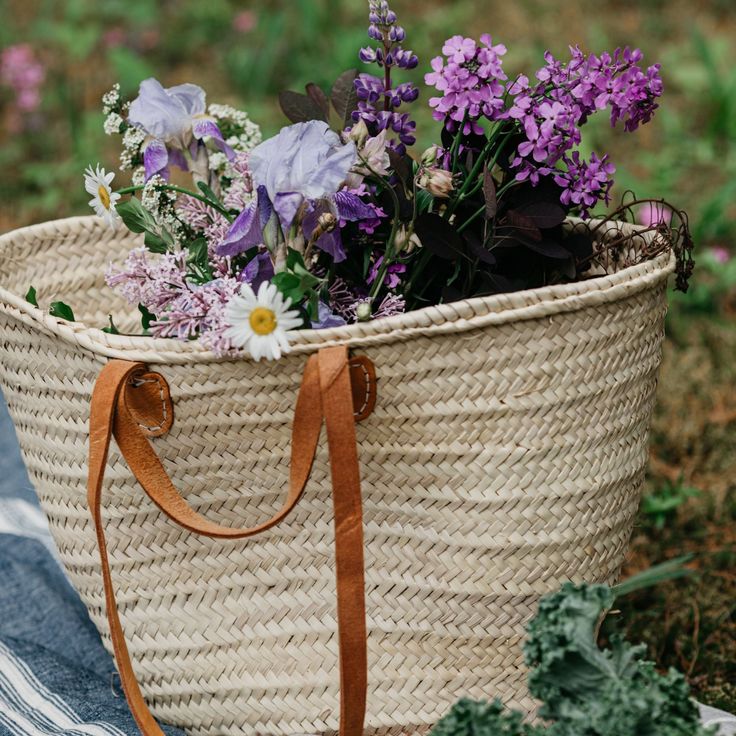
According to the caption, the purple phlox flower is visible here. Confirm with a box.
[239,249,275,292]
[510,46,661,186]
[311,302,347,329]
[249,120,357,230]
[425,33,508,134]
[554,151,616,218]
[216,185,272,257]
[367,255,407,289]
[128,78,234,181]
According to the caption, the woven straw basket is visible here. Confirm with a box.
[0,215,673,736]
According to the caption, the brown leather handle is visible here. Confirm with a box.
[87,345,375,736]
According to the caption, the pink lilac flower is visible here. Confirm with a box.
[105,247,188,310]
[424,34,508,135]
[152,277,240,348]
[553,151,616,218]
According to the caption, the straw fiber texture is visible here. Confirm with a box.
[0,216,673,735]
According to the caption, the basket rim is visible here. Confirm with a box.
[0,215,675,364]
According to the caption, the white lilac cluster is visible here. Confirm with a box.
[101,83,121,116]
[141,176,184,238]
[103,112,124,136]
[120,126,146,171]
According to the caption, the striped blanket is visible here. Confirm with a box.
[0,393,733,735]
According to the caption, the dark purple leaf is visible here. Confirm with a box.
[465,231,496,265]
[517,201,566,229]
[483,165,497,219]
[331,69,359,128]
[388,149,412,184]
[278,90,327,124]
[414,213,467,261]
[305,82,330,121]
[504,210,542,242]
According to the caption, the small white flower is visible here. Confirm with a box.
[224,281,303,361]
[84,164,121,229]
[103,112,124,135]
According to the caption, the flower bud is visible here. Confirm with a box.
[347,119,370,146]
[317,212,337,233]
[420,145,442,166]
[356,301,372,322]
[417,167,454,198]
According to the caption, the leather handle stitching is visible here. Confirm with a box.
[129,376,169,433]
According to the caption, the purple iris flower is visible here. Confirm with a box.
[302,189,378,263]
[249,121,357,230]
[128,78,234,181]
[239,249,275,292]
[216,185,273,257]
[311,302,347,329]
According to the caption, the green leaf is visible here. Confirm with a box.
[143,231,168,254]
[117,197,152,234]
[285,247,307,272]
[196,181,225,208]
[25,286,39,307]
[272,272,303,304]
[138,303,156,333]
[101,315,120,335]
[49,301,75,322]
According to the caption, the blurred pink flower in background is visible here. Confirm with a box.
[232,10,257,34]
[709,246,731,264]
[102,27,127,49]
[1,43,45,132]
[140,29,160,51]
[637,200,672,227]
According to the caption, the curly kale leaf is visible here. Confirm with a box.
[430,698,534,736]
[429,583,716,736]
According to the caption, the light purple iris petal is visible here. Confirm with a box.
[167,147,189,172]
[216,200,262,257]
[129,78,205,145]
[240,251,275,291]
[192,117,235,160]
[164,82,206,117]
[143,139,169,181]
[333,190,377,221]
[311,301,347,329]
[249,120,356,229]
[273,192,305,231]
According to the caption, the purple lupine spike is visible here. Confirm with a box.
[355,0,418,152]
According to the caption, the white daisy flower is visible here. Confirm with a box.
[224,281,303,361]
[84,164,121,229]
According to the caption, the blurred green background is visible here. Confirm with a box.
[1,0,734,712]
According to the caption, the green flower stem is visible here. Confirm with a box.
[117,184,233,222]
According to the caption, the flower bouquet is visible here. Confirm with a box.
[0,3,695,735]
[83,0,691,362]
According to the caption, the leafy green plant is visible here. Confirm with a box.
[430,582,715,736]
[641,477,701,530]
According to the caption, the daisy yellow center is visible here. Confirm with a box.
[249,307,277,336]
[97,185,111,210]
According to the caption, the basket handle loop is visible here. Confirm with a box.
[87,345,375,736]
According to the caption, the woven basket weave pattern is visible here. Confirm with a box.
[0,217,672,735]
